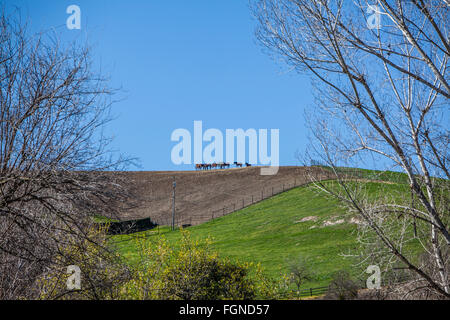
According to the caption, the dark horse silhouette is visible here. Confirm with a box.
[196,162,231,170]
[245,162,252,167]
[195,163,211,170]
[234,162,243,167]
[218,162,230,169]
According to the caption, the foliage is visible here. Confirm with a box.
[287,256,315,293]
[0,9,133,299]
[36,225,130,300]
[252,0,449,298]
[113,181,419,289]
[119,230,281,299]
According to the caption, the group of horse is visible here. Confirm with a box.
[195,161,252,170]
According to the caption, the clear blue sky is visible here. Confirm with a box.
[5,0,313,171]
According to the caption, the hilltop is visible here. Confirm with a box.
[115,166,334,226]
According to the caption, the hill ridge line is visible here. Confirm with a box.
[117,166,334,226]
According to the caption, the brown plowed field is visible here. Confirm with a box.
[117,166,333,226]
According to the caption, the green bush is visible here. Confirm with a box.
[37,228,285,300]
[119,230,281,300]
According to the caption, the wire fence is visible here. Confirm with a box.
[292,274,412,298]
[113,167,414,299]
[298,286,329,298]
[123,166,407,228]
[169,177,313,227]
[120,165,411,229]
[164,167,397,227]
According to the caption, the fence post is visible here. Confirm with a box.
[310,288,313,296]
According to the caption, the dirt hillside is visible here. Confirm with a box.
[116,166,333,226]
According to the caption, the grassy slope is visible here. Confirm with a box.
[112,179,416,288]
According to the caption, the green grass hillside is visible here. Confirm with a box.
[112,179,418,289]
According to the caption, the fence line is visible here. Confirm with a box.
[127,167,397,227]
[156,170,336,226]
[298,274,414,298]
[176,177,312,227]
[298,286,329,298]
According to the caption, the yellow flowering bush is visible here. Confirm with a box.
[120,230,282,300]
[36,224,130,300]
[36,227,289,300]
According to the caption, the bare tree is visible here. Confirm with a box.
[0,10,133,299]
[287,256,314,296]
[253,0,449,298]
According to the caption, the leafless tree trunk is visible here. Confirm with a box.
[0,10,133,299]
[253,0,449,298]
